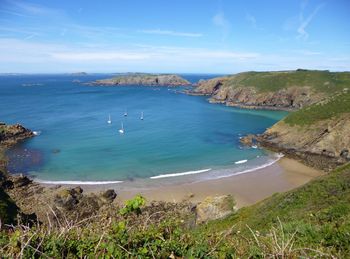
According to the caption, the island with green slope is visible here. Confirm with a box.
[90,73,191,86]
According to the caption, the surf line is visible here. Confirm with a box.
[150,168,212,179]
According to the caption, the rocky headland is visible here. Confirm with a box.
[187,69,350,170]
[90,73,191,86]
[191,69,350,110]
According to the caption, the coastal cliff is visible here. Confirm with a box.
[91,73,191,86]
[242,93,350,170]
[193,70,350,110]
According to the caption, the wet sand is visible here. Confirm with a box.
[51,157,323,208]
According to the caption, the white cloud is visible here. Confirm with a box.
[139,29,203,38]
[50,52,151,61]
[212,11,231,41]
[297,2,324,40]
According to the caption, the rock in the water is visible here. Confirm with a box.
[0,123,34,147]
[101,189,117,202]
[195,195,236,224]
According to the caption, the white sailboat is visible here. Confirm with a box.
[140,111,144,120]
[124,109,128,117]
[119,122,124,134]
[107,114,112,124]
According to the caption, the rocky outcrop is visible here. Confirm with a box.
[195,195,236,224]
[0,122,34,147]
[90,73,191,87]
[242,113,350,170]
[191,70,350,110]
[193,77,326,110]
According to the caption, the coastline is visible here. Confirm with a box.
[41,157,323,208]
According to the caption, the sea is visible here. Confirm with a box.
[0,74,288,185]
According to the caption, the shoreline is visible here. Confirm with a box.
[40,157,323,208]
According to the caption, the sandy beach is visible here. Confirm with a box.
[50,157,323,208]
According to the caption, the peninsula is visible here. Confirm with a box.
[90,73,191,86]
[1,69,350,257]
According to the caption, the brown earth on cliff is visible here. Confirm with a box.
[241,93,350,170]
[193,70,350,110]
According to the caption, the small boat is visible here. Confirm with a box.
[140,111,144,120]
[107,114,112,124]
[119,122,124,134]
[124,109,128,117]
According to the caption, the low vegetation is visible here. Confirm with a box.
[284,92,350,126]
[224,69,350,93]
[1,163,350,257]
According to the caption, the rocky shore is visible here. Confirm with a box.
[0,123,235,227]
[240,114,350,171]
[89,73,191,86]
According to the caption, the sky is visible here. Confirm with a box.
[0,0,349,74]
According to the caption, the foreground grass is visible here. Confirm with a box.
[284,92,350,126]
[1,163,350,257]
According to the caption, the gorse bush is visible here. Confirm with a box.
[119,194,146,216]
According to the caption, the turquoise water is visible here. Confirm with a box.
[0,74,288,183]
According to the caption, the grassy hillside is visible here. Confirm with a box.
[1,164,350,257]
[284,92,350,126]
[223,69,350,93]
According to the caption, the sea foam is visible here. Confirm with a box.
[150,168,212,179]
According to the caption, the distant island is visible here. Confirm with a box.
[71,72,88,76]
[89,73,191,86]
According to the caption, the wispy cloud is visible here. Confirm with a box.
[297,1,324,40]
[246,13,257,29]
[139,29,203,38]
[212,11,231,41]
[7,0,64,17]
[51,52,151,61]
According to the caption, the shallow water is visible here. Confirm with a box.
[0,74,288,182]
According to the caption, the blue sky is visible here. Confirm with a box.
[0,0,349,73]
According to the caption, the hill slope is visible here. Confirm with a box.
[1,163,349,257]
[91,73,191,86]
[193,69,350,110]
[248,93,350,170]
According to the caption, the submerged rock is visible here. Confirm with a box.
[195,195,236,224]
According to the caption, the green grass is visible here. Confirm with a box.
[0,186,19,225]
[222,69,350,93]
[1,163,350,257]
[284,92,350,126]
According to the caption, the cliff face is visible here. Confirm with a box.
[92,73,191,86]
[194,70,350,110]
[257,114,350,170]
[241,93,350,170]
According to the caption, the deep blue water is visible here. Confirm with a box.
[0,74,288,182]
